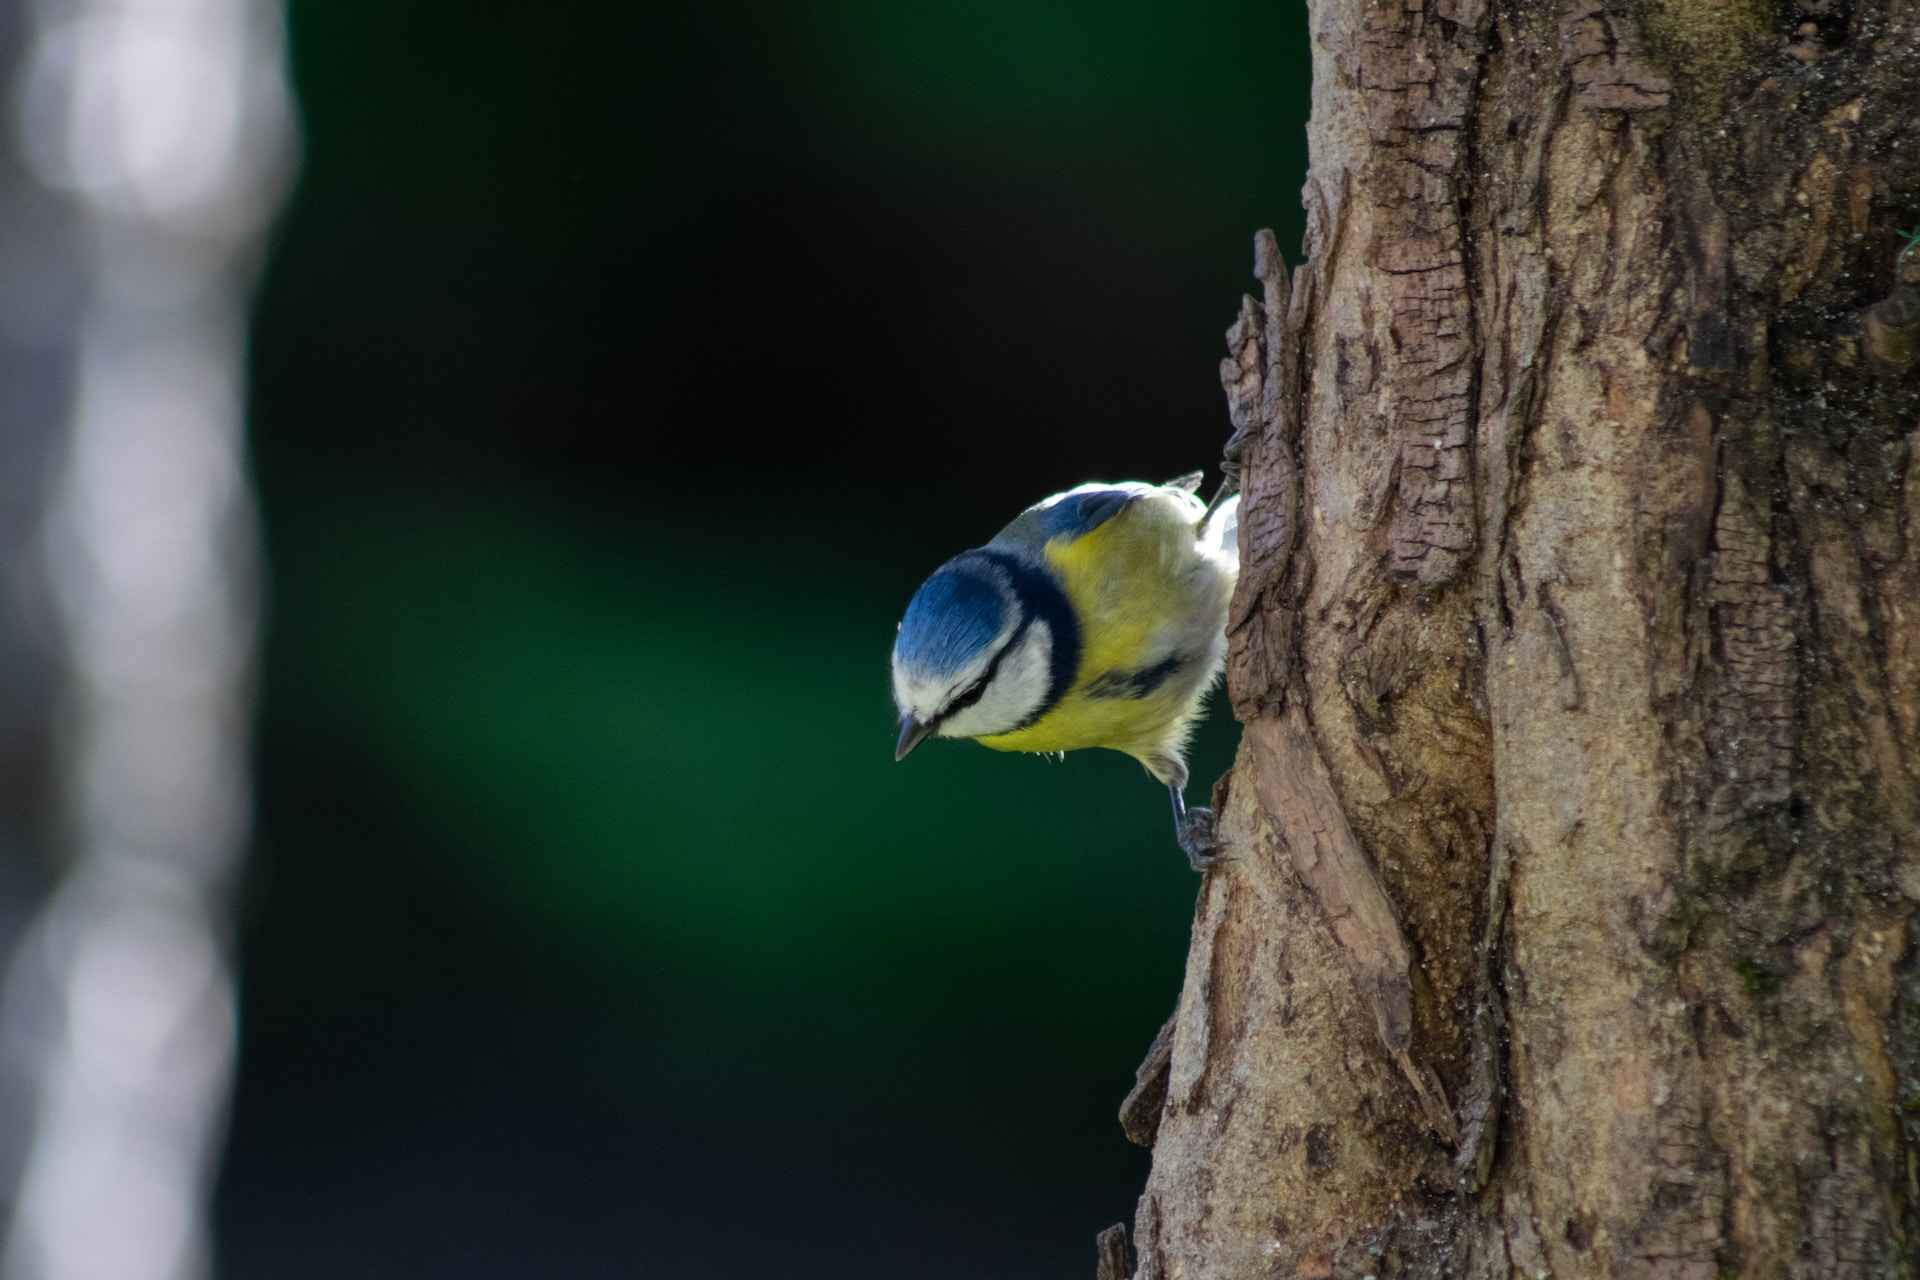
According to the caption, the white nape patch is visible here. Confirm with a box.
[936,620,1052,740]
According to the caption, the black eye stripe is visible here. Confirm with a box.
[933,614,1032,726]
[942,675,992,718]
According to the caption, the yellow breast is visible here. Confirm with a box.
[977,494,1209,757]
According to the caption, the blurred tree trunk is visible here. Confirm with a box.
[1117,0,1920,1275]
[0,6,293,1278]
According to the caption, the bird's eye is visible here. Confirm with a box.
[941,673,992,720]
[932,616,1030,726]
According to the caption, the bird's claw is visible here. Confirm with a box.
[1176,806,1231,873]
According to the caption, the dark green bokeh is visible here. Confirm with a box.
[228,3,1309,1275]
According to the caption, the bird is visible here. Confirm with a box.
[890,472,1241,870]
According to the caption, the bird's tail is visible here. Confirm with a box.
[1202,493,1240,571]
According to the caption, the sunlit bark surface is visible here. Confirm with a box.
[1120,0,1920,1275]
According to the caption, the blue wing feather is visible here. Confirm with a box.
[987,486,1143,554]
[1034,488,1136,541]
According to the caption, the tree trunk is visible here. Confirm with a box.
[0,6,294,1277]
[1117,0,1920,1275]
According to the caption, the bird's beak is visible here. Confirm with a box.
[894,714,933,762]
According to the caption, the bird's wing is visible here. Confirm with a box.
[990,478,1215,555]
[990,485,1143,552]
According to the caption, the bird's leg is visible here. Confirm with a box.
[1168,784,1226,872]
[1199,420,1250,528]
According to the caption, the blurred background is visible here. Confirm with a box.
[0,1,1309,1276]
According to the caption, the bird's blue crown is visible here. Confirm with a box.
[894,559,1004,676]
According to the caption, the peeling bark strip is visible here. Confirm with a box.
[1094,1224,1130,1280]
[1117,1016,1174,1148]
[1706,469,1796,820]
[1222,228,1313,719]
[1345,0,1487,583]
[1244,715,1410,1051]
[1129,740,1439,1279]
[1117,0,1920,1271]
[1244,713,1456,1143]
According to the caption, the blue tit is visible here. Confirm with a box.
[890,472,1242,870]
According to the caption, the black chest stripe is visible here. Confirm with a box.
[1085,653,1186,700]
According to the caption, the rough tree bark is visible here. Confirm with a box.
[1110,0,1920,1275]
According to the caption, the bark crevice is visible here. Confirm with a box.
[1117,0,1920,1272]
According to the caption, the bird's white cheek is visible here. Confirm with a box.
[939,623,1053,739]
[897,649,986,725]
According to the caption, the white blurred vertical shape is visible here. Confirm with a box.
[1,1,295,1278]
